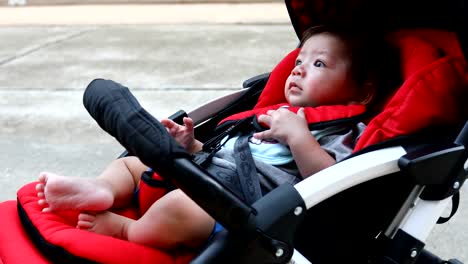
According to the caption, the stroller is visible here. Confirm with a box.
[1,0,467,263]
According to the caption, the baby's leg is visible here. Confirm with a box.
[77,189,215,250]
[36,156,148,212]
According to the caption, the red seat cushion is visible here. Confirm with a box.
[16,183,195,264]
[0,200,51,264]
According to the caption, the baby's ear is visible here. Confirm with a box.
[359,82,376,105]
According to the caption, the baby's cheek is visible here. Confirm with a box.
[284,77,292,90]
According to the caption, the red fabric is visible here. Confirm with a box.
[355,55,466,150]
[390,29,465,62]
[0,201,51,264]
[221,103,366,128]
[138,172,168,215]
[390,35,441,80]
[354,30,467,150]
[15,183,195,264]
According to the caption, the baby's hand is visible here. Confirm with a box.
[253,108,309,145]
[161,117,196,151]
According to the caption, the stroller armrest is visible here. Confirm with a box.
[188,73,271,126]
[295,146,407,209]
[188,89,246,125]
[242,72,270,88]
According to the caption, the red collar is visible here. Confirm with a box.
[220,103,367,128]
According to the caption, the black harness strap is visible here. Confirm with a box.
[194,118,254,167]
[233,134,262,204]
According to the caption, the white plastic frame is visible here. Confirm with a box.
[290,147,462,263]
[295,146,407,209]
[288,147,407,263]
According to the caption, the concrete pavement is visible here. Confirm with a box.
[0,3,466,263]
[0,3,289,25]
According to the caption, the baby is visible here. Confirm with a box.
[36,25,387,250]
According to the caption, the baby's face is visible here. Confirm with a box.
[284,32,360,107]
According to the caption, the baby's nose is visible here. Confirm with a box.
[292,66,304,76]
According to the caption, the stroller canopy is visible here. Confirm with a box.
[285,0,468,59]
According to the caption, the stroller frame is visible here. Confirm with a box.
[173,82,468,264]
[174,0,468,261]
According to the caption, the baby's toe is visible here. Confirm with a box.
[77,221,93,229]
[38,172,48,182]
[78,213,96,222]
[77,214,95,229]
[36,183,44,192]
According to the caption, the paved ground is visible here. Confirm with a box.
[0,3,466,263]
[0,3,288,24]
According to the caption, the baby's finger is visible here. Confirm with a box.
[160,119,175,128]
[297,107,306,119]
[253,131,263,139]
[266,110,275,115]
[183,117,194,131]
[161,119,179,134]
[258,114,272,125]
[253,130,271,140]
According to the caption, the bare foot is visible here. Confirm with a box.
[35,172,114,213]
[77,211,132,240]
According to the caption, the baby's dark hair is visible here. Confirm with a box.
[299,25,400,110]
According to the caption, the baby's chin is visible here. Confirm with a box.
[287,101,318,108]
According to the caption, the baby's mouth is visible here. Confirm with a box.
[289,82,302,93]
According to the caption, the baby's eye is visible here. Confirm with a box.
[313,60,326,67]
[295,59,302,66]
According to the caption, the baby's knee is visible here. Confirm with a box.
[160,190,211,224]
[159,189,194,215]
[164,190,214,242]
